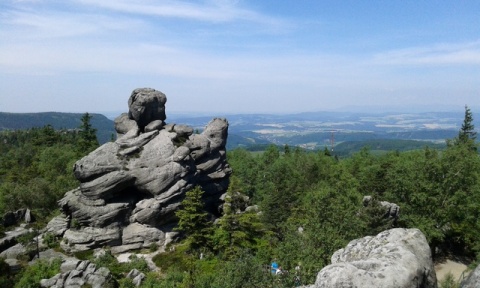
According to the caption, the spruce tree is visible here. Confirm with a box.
[458,105,476,144]
[175,186,212,252]
[77,112,99,154]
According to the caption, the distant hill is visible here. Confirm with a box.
[0,112,115,144]
[168,110,467,153]
[0,110,469,152]
[333,139,446,157]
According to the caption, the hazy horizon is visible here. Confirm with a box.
[1,103,476,119]
[1,1,479,114]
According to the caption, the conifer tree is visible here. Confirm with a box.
[77,112,99,154]
[175,186,212,252]
[458,105,476,144]
[214,176,264,259]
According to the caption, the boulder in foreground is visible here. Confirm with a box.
[307,228,437,288]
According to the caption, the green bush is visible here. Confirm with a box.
[0,257,15,288]
[152,244,192,272]
[15,258,62,288]
[74,249,94,260]
[439,272,459,288]
[42,233,59,249]
[149,242,158,253]
[123,254,150,274]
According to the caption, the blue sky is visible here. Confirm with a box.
[1,0,479,114]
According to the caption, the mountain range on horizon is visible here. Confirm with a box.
[0,109,476,155]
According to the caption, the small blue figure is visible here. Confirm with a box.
[271,259,279,274]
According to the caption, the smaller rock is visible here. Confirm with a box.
[128,88,167,130]
[45,215,70,237]
[24,209,33,223]
[0,243,26,259]
[122,223,165,248]
[127,268,141,279]
[133,272,146,287]
[115,113,139,136]
[4,258,22,273]
[145,120,165,132]
[461,264,480,288]
[312,228,436,288]
[60,259,81,273]
[173,124,194,137]
[363,195,400,219]
[2,211,16,227]
[42,259,113,288]
[40,273,61,287]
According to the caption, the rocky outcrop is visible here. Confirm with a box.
[40,259,114,288]
[363,196,400,220]
[2,208,34,227]
[48,88,231,252]
[0,225,33,253]
[127,268,146,287]
[309,228,437,288]
[461,264,480,288]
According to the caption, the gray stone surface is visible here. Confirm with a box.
[311,228,437,288]
[128,88,167,130]
[60,227,121,252]
[363,195,400,220]
[460,264,480,288]
[0,243,26,259]
[114,113,138,136]
[0,226,32,253]
[145,119,165,132]
[4,258,21,273]
[41,259,113,288]
[45,215,70,237]
[47,88,231,252]
[2,208,33,227]
[133,272,146,286]
[122,223,165,247]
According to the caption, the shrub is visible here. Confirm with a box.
[0,257,15,288]
[439,272,460,288]
[152,244,191,272]
[15,257,62,288]
[149,242,159,253]
[42,233,59,249]
[73,249,94,260]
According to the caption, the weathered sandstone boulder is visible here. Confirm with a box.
[310,228,437,288]
[40,259,114,288]
[2,208,34,227]
[461,264,480,288]
[48,88,231,252]
[128,88,167,130]
[363,195,400,220]
[0,226,33,253]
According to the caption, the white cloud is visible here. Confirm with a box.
[0,10,146,40]
[374,40,480,65]
[74,0,286,28]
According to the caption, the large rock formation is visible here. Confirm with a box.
[49,88,231,252]
[307,228,437,288]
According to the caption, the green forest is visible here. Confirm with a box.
[0,110,479,287]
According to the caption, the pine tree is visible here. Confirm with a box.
[453,105,477,152]
[175,186,212,252]
[214,176,264,259]
[458,105,476,144]
[77,112,99,154]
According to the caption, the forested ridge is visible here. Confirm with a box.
[0,112,115,144]
[0,109,479,287]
